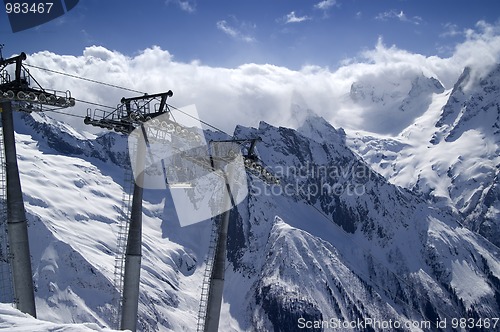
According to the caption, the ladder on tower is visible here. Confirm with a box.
[0,116,14,304]
[112,161,135,328]
[196,215,222,332]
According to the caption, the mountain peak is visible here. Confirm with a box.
[452,66,471,94]
[407,75,444,98]
[348,73,446,135]
[297,110,346,145]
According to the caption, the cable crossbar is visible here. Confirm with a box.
[44,109,87,119]
[75,98,116,109]
[23,63,146,95]
[19,64,233,139]
[168,104,231,137]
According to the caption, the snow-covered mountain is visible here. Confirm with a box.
[1,107,499,331]
[349,73,445,135]
[348,64,500,248]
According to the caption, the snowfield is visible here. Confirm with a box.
[0,302,117,331]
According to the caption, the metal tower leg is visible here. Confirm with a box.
[0,101,36,317]
[113,164,134,328]
[0,118,14,305]
[203,208,230,332]
[203,162,235,332]
[120,134,146,332]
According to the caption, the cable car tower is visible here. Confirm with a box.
[0,48,75,317]
[196,138,279,332]
[84,90,175,332]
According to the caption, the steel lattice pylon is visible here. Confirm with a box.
[112,161,134,329]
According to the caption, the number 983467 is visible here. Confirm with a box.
[5,2,53,14]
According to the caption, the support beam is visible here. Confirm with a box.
[203,209,230,332]
[120,131,146,332]
[203,155,235,332]
[1,101,36,317]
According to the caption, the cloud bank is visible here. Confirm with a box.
[23,21,500,136]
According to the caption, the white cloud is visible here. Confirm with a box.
[216,20,238,38]
[440,22,461,38]
[216,19,255,42]
[165,0,196,13]
[284,11,311,24]
[179,1,196,13]
[452,20,500,83]
[23,21,500,137]
[314,0,336,11]
[375,10,422,25]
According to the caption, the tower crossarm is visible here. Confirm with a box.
[84,91,174,134]
[0,52,75,112]
[210,138,280,185]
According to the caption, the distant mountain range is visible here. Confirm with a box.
[348,64,500,249]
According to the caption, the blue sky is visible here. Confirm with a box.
[1,0,499,69]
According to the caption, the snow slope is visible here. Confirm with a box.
[0,302,116,332]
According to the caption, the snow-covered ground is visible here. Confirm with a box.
[0,303,117,332]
